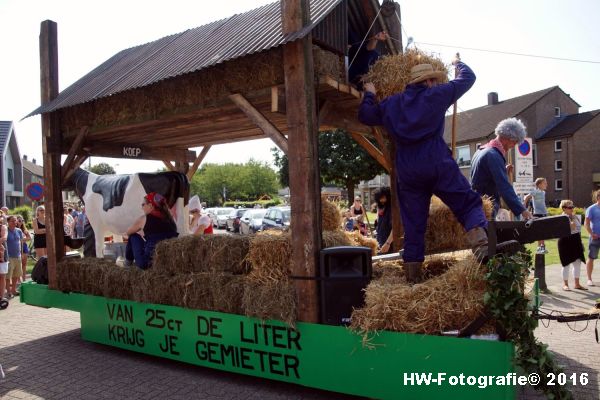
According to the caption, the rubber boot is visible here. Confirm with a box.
[466,227,489,263]
[405,262,423,284]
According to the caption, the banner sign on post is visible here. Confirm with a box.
[514,138,534,195]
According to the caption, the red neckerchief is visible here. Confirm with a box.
[483,137,506,158]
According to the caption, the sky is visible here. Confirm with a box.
[1,0,599,174]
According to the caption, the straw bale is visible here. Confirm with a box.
[425,196,494,254]
[153,234,252,275]
[322,230,353,248]
[321,196,342,231]
[344,231,378,254]
[242,278,297,326]
[60,49,285,133]
[351,255,487,335]
[363,49,449,101]
[57,257,119,295]
[103,266,143,301]
[246,232,292,283]
[313,46,344,81]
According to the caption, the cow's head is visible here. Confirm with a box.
[63,168,92,201]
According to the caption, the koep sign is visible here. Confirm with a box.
[123,146,142,158]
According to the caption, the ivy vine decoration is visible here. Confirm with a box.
[484,251,572,400]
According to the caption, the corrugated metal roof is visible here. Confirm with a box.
[27,0,342,117]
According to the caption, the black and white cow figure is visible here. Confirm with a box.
[66,168,189,257]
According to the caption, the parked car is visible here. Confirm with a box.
[262,206,291,231]
[226,208,248,233]
[239,209,267,234]
[212,207,235,229]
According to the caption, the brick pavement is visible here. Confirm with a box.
[1,262,598,399]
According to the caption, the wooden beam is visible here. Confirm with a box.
[282,0,322,323]
[75,143,196,163]
[40,20,64,289]
[229,93,289,154]
[318,105,371,135]
[348,131,391,172]
[63,154,89,184]
[372,127,392,168]
[162,160,176,172]
[61,126,88,180]
[187,145,211,180]
[271,86,286,113]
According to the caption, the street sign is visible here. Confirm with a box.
[25,182,44,201]
[515,138,533,183]
[513,181,535,195]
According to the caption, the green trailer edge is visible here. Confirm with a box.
[20,282,516,399]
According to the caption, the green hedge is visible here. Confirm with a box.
[9,205,33,224]
[223,199,282,208]
[546,207,584,216]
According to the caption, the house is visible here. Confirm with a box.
[0,121,24,208]
[443,87,600,207]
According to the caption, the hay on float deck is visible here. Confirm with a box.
[242,278,297,326]
[362,49,449,101]
[322,196,342,231]
[153,234,252,275]
[351,255,487,335]
[425,196,494,254]
[57,257,118,296]
[344,231,378,255]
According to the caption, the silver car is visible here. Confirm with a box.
[213,207,235,229]
[239,209,267,234]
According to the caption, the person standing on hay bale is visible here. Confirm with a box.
[471,118,533,222]
[189,195,213,235]
[123,192,178,270]
[358,56,490,282]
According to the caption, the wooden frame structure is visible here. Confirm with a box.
[37,0,403,323]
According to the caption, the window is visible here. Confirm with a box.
[555,160,562,171]
[7,168,13,184]
[456,145,471,167]
[554,107,561,118]
[555,179,563,191]
[532,144,538,166]
[475,142,481,150]
[554,140,562,152]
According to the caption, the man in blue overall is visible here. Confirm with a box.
[358,58,489,282]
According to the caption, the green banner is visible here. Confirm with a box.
[22,283,515,399]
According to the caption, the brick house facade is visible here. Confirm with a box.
[444,87,599,208]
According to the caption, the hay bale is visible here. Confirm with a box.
[321,197,342,231]
[153,235,252,275]
[351,255,487,335]
[322,230,353,248]
[103,267,143,301]
[242,278,297,326]
[57,257,119,296]
[344,231,378,254]
[425,196,494,254]
[363,49,449,100]
[246,232,292,283]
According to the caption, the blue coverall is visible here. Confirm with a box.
[358,62,488,262]
[470,146,527,217]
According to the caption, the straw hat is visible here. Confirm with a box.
[408,64,447,85]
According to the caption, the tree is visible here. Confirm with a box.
[271,147,289,187]
[190,161,279,205]
[87,162,116,175]
[271,129,385,205]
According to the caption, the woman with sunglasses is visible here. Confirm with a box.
[123,192,178,269]
[32,206,47,257]
[557,200,587,291]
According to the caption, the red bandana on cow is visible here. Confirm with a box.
[145,192,167,218]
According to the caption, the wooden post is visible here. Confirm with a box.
[282,0,322,323]
[40,20,64,288]
[187,146,211,180]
